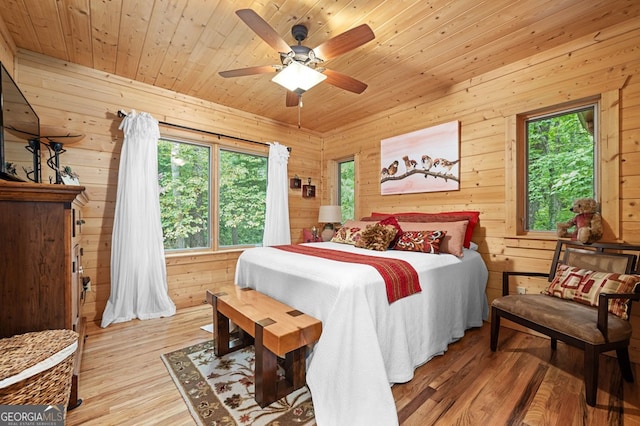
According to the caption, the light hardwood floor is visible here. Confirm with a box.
[66,297,640,425]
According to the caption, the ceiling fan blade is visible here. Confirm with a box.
[219,65,277,78]
[322,69,368,94]
[236,9,292,53]
[286,91,299,107]
[313,24,375,61]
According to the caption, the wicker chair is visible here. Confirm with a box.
[491,240,640,406]
[0,329,78,413]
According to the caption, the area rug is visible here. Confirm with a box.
[161,340,315,425]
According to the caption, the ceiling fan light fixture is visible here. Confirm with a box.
[271,61,326,92]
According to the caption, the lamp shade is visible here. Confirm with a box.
[318,205,342,224]
[272,61,327,92]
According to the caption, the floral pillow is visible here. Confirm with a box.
[394,230,447,254]
[331,226,363,245]
[399,221,468,257]
[544,263,640,319]
[355,224,397,251]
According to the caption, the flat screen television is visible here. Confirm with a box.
[0,62,40,182]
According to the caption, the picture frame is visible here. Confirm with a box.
[302,184,316,198]
[380,120,460,195]
[290,177,302,188]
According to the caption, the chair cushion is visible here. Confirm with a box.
[491,294,632,345]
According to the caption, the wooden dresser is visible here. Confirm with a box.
[0,181,89,409]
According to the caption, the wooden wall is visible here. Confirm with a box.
[322,19,640,362]
[13,50,323,325]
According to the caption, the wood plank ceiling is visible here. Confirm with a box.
[0,0,638,133]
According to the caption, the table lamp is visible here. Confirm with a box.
[318,205,342,241]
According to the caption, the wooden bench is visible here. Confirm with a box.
[205,288,322,407]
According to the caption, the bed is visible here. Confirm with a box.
[234,214,489,426]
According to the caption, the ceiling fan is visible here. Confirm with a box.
[219,9,375,108]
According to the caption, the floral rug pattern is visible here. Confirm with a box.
[162,340,315,425]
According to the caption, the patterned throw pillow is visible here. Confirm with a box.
[331,226,363,245]
[399,221,468,257]
[544,263,640,319]
[355,224,397,251]
[394,230,447,254]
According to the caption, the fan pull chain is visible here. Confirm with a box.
[298,96,302,128]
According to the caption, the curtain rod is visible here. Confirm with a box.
[117,110,291,152]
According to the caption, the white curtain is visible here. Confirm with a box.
[262,142,291,246]
[101,110,176,328]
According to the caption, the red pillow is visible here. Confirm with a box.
[376,216,403,247]
[369,211,479,248]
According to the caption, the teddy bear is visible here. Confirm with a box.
[556,198,603,244]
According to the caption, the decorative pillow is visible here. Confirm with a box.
[355,224,397,251]
[331,226,363,245]
[399,221,468,257]
[544,263,640,319]
[343,220,379,230]
[394,230,447,254]
[302,228,322,243]
[367,211,480,248]
[376,216,403,247]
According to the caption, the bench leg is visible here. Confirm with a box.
[490,307,500,351]
[285,347,306,391]
[584,345,598,407]
[254,321,278,408]
[211,292,251,356]
[212,293,231,356]
[616,347,634,382]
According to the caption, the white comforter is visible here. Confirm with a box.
[235,242,489,426]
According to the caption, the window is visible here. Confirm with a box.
[525,104,596,231]
[158,139,268,251]
[158,139,211,250]
[506,90,620,240]
[338,159,355,221]
[218,149,268,247]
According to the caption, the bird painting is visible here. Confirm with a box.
[380,120,460,195]
[402,156,417,171]
[386,160,399,176]
[421,155,433,171]
[433,158,459,172]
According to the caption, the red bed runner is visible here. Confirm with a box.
[273,245,421,303]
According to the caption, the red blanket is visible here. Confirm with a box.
[273,245,421,303]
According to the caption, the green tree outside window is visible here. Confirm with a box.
[158,139,211,250]
[526,106,595,231]
[218,149,267,247]
[339,159,355,222]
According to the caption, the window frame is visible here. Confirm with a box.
[337,157,356,222]
[158,137,213,252]
[158,129,269,254]
[506,90,620,240]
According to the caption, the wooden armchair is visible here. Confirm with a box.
[491,240,640,406]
